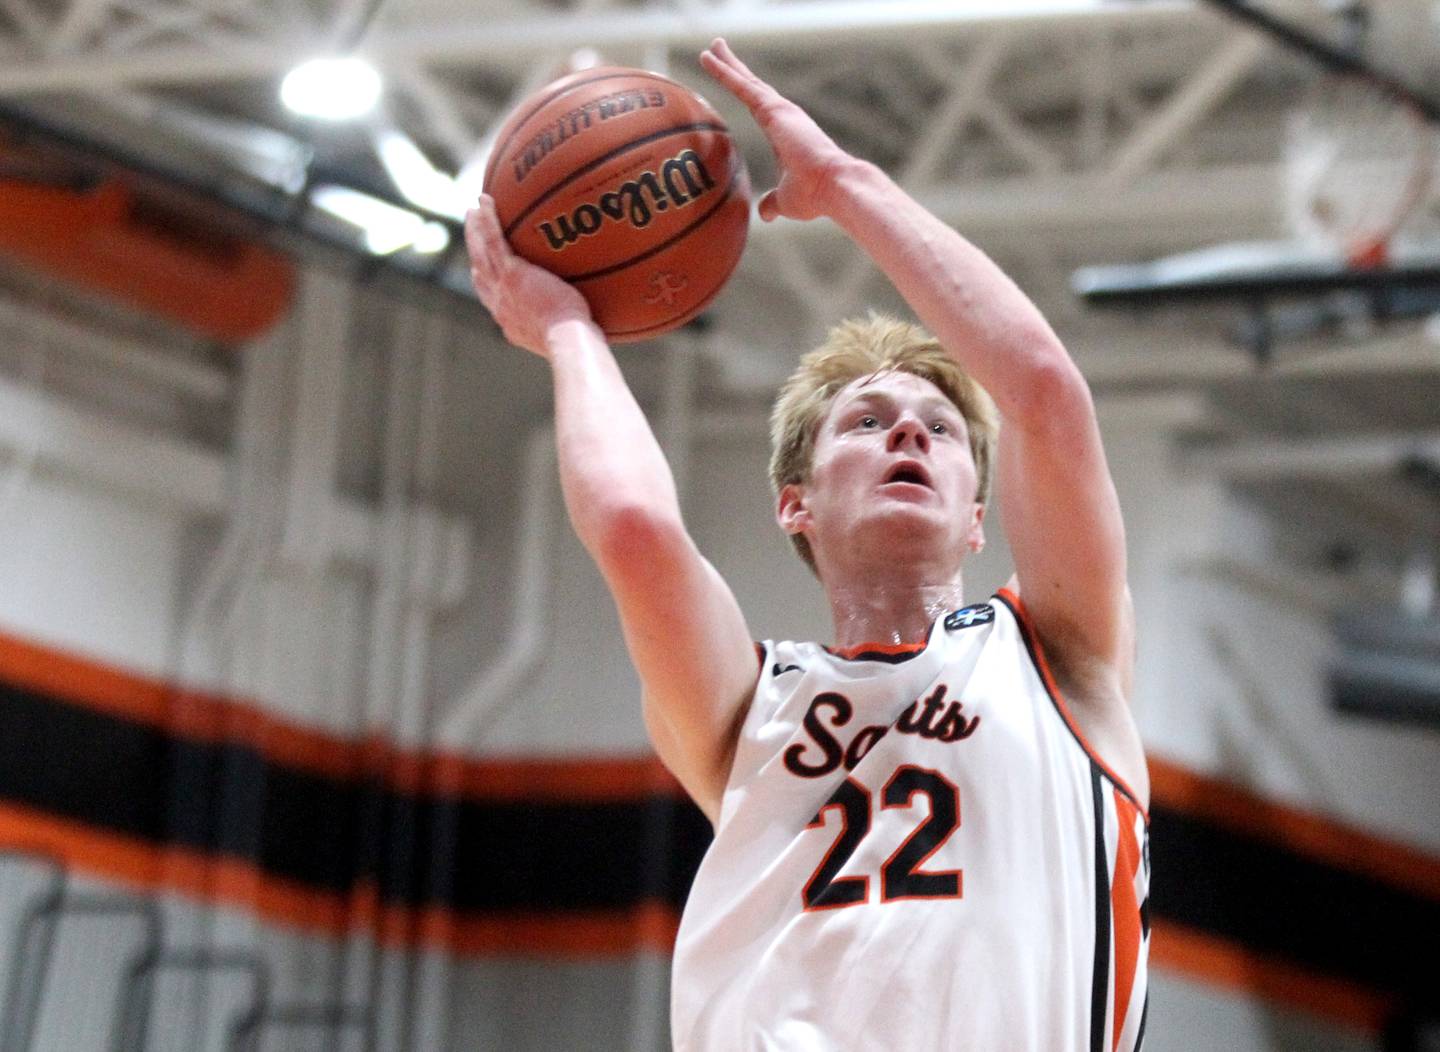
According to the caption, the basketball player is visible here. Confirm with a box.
[465,38,1150,1052]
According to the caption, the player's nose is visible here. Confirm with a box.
[887,414,930,452]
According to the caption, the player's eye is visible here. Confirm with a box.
[930,421,949,435]
[858,415,880,429]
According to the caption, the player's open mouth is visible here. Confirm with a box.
[881,461,933,489]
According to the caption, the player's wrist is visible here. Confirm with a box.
[816,155,886,221]
[543,316,608,360]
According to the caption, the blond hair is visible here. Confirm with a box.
[769,313,998,573]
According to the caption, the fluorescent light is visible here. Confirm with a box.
[281,57,382,121]
[312,185,450,256]
[375,129,470,220]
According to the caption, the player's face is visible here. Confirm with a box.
[781,370,985,572]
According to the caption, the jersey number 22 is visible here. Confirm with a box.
[803,765,962,910]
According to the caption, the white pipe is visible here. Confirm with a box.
[406,310,454,1052]
[174,313,285,684]
[440,403,752,745]
[365,303,422,1052]
[0,323,49,519]
[280,269,351,572]
[367,303,418,733]
[438,425,555,743]
[1104,32,1267,186]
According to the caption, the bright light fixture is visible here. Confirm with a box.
[375,130,470,220]
[313,185,450,256]
[281,56,382,121]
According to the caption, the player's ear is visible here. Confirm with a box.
[776,483,810,536]
[966,502,986,555]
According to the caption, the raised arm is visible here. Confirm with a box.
[701,42,1137,744]
[465,200,759,822]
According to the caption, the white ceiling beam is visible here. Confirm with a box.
[975,95,1062,175]
[48,0,113,53]
[0,0,1203,95]
[901,35,1009,186]
[392,64,484,164]
[0,0,49,45]
[793,89,914,157]
[1104,31,1268,186]
[105,0,235,52]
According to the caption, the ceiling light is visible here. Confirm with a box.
[313,185,450,255]
[281,57,382,121]
[375,129,469,219]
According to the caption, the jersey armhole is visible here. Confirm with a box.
[994,588,1150,823]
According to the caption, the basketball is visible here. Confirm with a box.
[482,66,751,343]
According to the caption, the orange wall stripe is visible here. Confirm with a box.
[0,800,679,959]
[1150,919,1397,1033]
[1148,755,1440,903]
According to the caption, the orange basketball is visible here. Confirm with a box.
[482,66,751,343]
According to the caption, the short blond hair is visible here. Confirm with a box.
[769,313,998,573]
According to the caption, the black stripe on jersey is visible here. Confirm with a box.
[993,592,1147,818]
[1090,763,1110,1052]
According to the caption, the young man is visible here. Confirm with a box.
[466,38,1150,1052]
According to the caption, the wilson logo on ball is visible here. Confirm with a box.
[536,149,717,252]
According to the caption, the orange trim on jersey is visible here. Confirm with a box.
[993,589,1149,820]
[823,640,929,660]
[1150,919,1395,1032]
[1148,754,1440,904]
[1109,790,1144,1051]
[0,799,681,957]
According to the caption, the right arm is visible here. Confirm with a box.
[465,200,758,822]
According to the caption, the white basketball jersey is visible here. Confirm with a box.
[671,590,1149,1052]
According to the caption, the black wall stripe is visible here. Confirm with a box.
[0,681,711,912]
[1148,808,1440,1000]
[1090,763,1111,1052]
